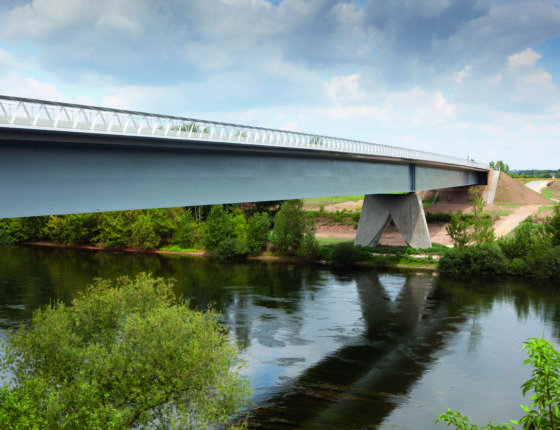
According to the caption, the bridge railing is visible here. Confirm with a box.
[0,95,488,170]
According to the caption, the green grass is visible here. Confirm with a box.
[542,187,553,199]
[538,205,558,214]
[159,245,202,253]
[305,195,364,203]
[422,196,438,210]
[316,237,353,245]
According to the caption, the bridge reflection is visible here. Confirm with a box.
[245,272,465,429]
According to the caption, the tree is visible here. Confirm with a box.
[271,200,308,255]
[445,187,495,248]
[201,205,232,251]
[0,273,251,429]
[246,212,271,256]
[469,187,495,244]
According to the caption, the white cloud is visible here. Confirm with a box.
[455,65,472,83]
[326,74,364,103]
[507,48,541,68]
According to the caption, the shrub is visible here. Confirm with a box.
[215,238,250,260]
[231,212,247,240]
[44,214,100,245]
[172,209,198,248]
[129,214,160,250]
[330,242,359,266]
[446,212,473,248]
[0,274,251,429]
[295,231,321,260]
[507,257,529,276]
[96,211,134,248]
[525,245,560,279]
[0,217,48,243]
[271,200,308,255]
[546,204,560,247]
[498,222,548,260]
[0,229,13,245]
[201,205,232,251]
[246,212,271,256]
[438,243,506,276]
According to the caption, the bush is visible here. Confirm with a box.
[201,205,232,251]
[96,211,134,248]
[438,242,506,276]
[0,229,13,245]
[330,242,359,266]
[246,212,271,256]
[271,200,308,256]
[295,231,321,260]
[44,214,100,245]
[129,214,161,250]
[215,238,250,260]
[172,209,198,248]
[507,257,529,276]
[546,204,560,247]
[0,216,48,243]
[525,245,560,279]
[0,274,251,429]
[498,222,548,260]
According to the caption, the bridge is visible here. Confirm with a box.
[0,95,490,248]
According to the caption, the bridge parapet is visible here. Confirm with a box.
[0,95,487,170]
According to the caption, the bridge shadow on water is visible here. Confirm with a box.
[246,271,468,429]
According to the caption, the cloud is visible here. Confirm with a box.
[455,65,472,83]
[1,1,560,169]
[507,48,541,68]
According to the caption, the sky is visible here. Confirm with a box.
[0,0,559,169]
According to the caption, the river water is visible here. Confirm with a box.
[1,244,559,429]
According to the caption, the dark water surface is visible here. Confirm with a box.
[1,245,559,429]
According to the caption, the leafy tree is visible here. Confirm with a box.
[201,205,233,251]
[0,273,251,429]
[271,200,308,256]
[446,188,495,248]
[44,213,100,245]
[172,209,199,248]
[246,212,271,256]
[436,336,560,430]
[546,205,560,247]
[215,238,250,259]
[0,216,49,243]
[446,212,474,248]
[129,214,160,250]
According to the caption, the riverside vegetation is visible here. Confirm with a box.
[1,193,560,277]
[0,273,251,429]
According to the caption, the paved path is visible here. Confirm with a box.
[525,180,550,194]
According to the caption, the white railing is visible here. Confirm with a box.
[0,95,488,170]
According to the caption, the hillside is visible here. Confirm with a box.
[493,173,550,205]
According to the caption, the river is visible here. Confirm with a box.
[0,244,559,429]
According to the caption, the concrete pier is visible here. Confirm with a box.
[355,193,431,249]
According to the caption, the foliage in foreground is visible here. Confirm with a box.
[0,273,251,429]
[436,336,560,430]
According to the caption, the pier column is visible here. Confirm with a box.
[355,193,431,249]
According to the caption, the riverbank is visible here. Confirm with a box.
[21,241,439,271]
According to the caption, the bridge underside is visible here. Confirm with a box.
[0,130,486,219]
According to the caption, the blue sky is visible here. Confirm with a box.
[1,0,559,169]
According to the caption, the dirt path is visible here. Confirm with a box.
[493,205,542,237]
